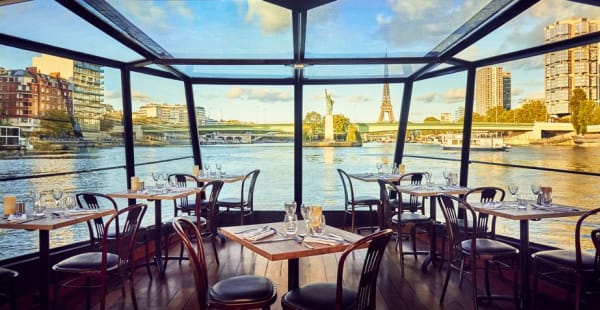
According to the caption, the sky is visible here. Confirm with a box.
[1,0,600,123]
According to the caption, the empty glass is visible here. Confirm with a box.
[52,189,63,208]
[64,195,76,213]
[376,162,383,175]
[508,183,519,203]
[283,214,298,235]
[284,201,296,216]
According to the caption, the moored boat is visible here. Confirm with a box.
[441,132,509,151]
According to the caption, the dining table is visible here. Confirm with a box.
[220,222,363,290]
[471,200,585,310]
[0,209,116,310]
[107,186,202,277]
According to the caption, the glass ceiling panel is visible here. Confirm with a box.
[455,0,600,61]
[305,0,493,58]
[304,64,424,79]
[175,65,293,79]
[106,0,293,59]
[0,1,142,62]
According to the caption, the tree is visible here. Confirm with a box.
[518,100,548,122]
[424,116,439,122]
[40,109,73,137]
[569,88,591,135]
[302,111,322,141]
[333,114,350,139]
[590,105,600,125]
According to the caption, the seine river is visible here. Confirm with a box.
[1,143,599,260]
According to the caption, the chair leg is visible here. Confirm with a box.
[471,257,479,310]
[484,261,491,301]
[458,259,466,288]
[342,208,348,231]
[411,225,417,260]
[438,237,446,272]
[440,261,452,305]
[211,234,220,265]
[351,205,356,233]
[128,274,139,310]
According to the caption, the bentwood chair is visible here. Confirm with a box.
[53,203,147,310]
[171,180,224,266]
[337,168,380,232]
[0,267,18,310]
[396,172,427,214]
[378,179,432,270]
[168,173,204,216]
[281,229,393,310]
[76,192,153,279]
[532,207,600,310]
[216,169,259,225]
[172,217,277,310]
[437,194,519,310]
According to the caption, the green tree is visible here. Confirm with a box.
[518,100,548,122]
[40,109,73,137]
[302,111,322,141]
[569,88,590,135]
[100,116,115,132]
[590,105,600,125]
[333,114,350,139]
[346,125,361,143]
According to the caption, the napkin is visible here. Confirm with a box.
[66,209,99,215]
[243,228,276,241]
[303,236,341,246]
[7,214,27,222]
[483,202,503,208]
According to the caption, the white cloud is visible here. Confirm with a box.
[443,88,466,103]
[376,13,392,26]
[131,90,153,103]
[415,93,437,103]
[226,86,291,103]
[245,0,290,34]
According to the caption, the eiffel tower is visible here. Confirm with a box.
[378,61,395,123]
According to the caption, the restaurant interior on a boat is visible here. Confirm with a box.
[1,0,600,309]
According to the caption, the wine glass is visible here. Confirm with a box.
[425,171,433,188]
[152,172,162,187]
[203,162,210,176]
[443,169,451,185]
[52,189,63,208]
[531,184,541,196]
[376,162,383,175]
[508,183,519,203]
[215,163,222,176]
[64,195,76,213]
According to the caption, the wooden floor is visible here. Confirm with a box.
[9,233,599,310]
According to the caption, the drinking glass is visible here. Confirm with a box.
[52,189,63,208]
[443,169,451,185]
[508,183,519,202]
[310,215,326,236]
[152,172,162,187]
[283,214,298,235]
[64,195,76,213]
[425,171,433,188]
[284,201,296,216]
[376,162,383,174]
[215,163,222,177]
[530,184,541,199]
[33,199,45,216]
[203,162,210,176]
[517,193,528,209]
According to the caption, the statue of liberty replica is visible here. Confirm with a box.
[324,89,335,142]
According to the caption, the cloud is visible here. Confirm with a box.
[348,94,372,103]
[168,1,194,20]
[376,13,392,26]
[131,90,153,103]
[505,56,544,72]
[226,86,291,103]
[245,0,290,34]
[443,88,466,103]
[415,93,437,103]
[511,88,524,97]
[104,90,121,99]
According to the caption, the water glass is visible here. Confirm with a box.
[517,193,528,209]
[283,214,298,235]
[376,162,383,175]
[33,199,45,216]
[284,201,296,216]
[449,173,458,186]
[64,195,76,212]
[310,215,326,236]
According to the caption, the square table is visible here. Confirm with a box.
[107,187,202,277]
[471,200,585,309]
[0,209,116,310]
[220,222,363,290]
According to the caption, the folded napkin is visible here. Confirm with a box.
[303,236,341,246]
[7,214,27,222]
[482,201,503,209]
[243,228,276,242]
[531,204,578,212]
[66,209,99,215]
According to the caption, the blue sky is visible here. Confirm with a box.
[1,0,600,123]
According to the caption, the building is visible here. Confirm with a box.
[503,72,511,110]
[138,103,188,125]
[475,67,510,116]
[545,18,600,116]
[0,67,73,133]
[440,112,452,123]
[32,54,104,133]
[195,106,207,126]
[454,106,465,122]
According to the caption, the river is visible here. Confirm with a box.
[1,143,599,260]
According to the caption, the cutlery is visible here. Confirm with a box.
[294,236,314,249]
[253,237,294,244]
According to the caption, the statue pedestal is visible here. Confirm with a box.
[324,114,334,142]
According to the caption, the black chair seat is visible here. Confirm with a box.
[282,283,357,309]
[209,275,275,303]
[462,239,519,256]
[532,250,596,270]
[182,215,207,226]
[392,213,431,224]
[352,196,379,205]
[53,252,119,273]
[0,267,18,280]
[216,197,245,206]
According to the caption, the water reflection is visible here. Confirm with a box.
[1,143,599,259]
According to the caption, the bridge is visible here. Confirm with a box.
[136,122,584,144]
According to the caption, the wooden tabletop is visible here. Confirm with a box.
[471,200,585,220]
[220,222,364,261]
[348,173,399,182]
[0,209,115,231]
[395,184,470,197]
[107,187,201,201]
[193,174,245,183]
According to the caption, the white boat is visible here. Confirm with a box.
[441,133,509,151]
